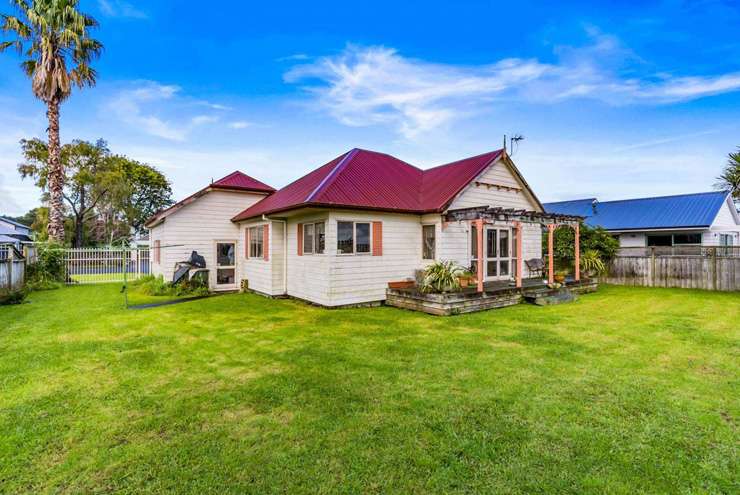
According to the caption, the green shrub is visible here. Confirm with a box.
[545,223,619,270]
[131,274,209,297]
[580,249,607,276]
[421,260,464,293]
[26,242,66,290]
[0,288,28,305]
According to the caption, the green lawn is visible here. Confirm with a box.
[1,285,738,494]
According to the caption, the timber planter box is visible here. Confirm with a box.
[388,280,415,290]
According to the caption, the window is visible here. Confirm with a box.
[673,233,701,245]
[249,226,263,258]
[302,222,325,254]
[303,223,314,254]
[356,223,370,253]
[337,221,371,254]
[720,234,734,246]
[647,234,672,247]
[315,222,325,254]
[422,225,436,260]
[648,233,702,246]
[338,221,354,254]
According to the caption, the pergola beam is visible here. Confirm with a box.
[445,206,583,224]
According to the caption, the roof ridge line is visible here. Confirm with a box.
[543,198,597,205]
[423,149,504,172]
[597,191,724,205]
[305,148,359,202]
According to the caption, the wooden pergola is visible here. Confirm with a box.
[443,206,585,292]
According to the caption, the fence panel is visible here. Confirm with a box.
[607,247,740,291]
[64,247,151,285]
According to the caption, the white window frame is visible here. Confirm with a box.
[422,224,436,260]
[336,220,372,256]
[302,221,326,255]
[214,239,237,288]
[248,225,264,259]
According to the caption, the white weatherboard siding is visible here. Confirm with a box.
[240,220,286,296]
[449,158,538,211]
[286,213,332,306]
[327,211,422,306]
[704,197,740,245]
[149,190,264,288]
[618,233,648,248]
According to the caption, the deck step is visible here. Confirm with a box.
[523,287,577,306]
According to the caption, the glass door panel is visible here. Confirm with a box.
[216,242,236,287]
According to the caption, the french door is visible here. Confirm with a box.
[484,227,512,281]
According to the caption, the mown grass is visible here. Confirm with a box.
[1,284,738,494]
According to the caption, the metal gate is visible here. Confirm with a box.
[64,247,151,284]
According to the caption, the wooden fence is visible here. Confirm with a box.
[606,247,740,291]
[0,247,25,291]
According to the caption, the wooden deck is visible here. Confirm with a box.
[386,278,598,316]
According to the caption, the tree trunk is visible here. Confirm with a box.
[46,97,65,244]
[74,214,84,248]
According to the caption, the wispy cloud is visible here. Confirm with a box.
[285,30,740,138]
[98,0,148,19]
[107,82,220,141]
[228,121,252,129]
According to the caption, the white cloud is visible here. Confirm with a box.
[228,121,252,129]
[98,0,148,19]
[285,32,740,138]
[107,82,221,141]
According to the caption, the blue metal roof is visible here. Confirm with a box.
[544,191,730,231]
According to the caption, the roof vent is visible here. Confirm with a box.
[591,199,598,215]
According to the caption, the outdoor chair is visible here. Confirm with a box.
[525,258,545,279]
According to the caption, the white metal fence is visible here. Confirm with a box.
[64,247,151,284]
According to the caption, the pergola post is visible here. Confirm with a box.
[547,224,555,284]
[574,222,580,281]
[476,218,484,293]
[513,221,522,288]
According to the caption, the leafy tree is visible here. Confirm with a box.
[19,138,117,247]
[1,0,102,242]
[108,156,173,236]
[18,138,172,246]
[545,223,619,270]
[715,148,740,200]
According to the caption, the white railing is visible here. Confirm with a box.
[64,247,151,284]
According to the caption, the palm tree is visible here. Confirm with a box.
[715,148,740,201]
[1,0,102,243]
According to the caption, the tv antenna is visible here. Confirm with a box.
[504,134,525,157]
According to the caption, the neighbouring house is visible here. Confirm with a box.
[0,217,34,253]
[544,191,740,248]
[146,147,557,306]
[145,171,275,289]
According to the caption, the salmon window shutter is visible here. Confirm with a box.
[263,224,270,261]
[372,221,383,256]
[297,223,303,256]
[245,228,250,259]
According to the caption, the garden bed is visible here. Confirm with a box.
[386,278,598,315]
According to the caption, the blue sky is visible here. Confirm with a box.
[2,0,739,216]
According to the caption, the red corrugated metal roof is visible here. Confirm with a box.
[232,148,506,221]
[211,171,275,192]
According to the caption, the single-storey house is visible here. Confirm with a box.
[544,192,740,249]
[148,148,560,306]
